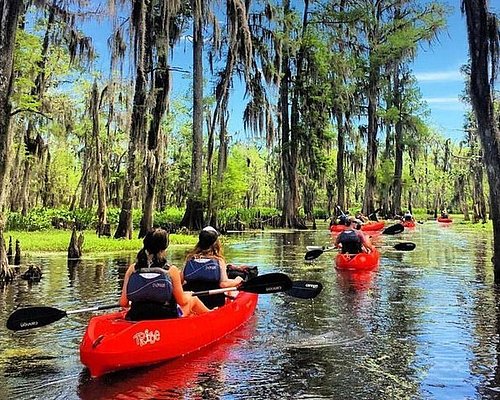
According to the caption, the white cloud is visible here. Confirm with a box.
[415,70,463,82]
[425,97,460,104]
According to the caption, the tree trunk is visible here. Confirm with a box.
[336,112,345,210]
[90,81,108,237]
[362,67,379,215]
[463,0,500,279]
[139,49,170,238]
[114,0,149,239]
[0,0,24,282]
[180,0,204,230]
[280,0,302,229]
[392,66,404,216]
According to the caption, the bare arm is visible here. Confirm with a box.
[169,265,190,307]
[119,264,135,308]
[218,258,243,288]
[359,233,374,252]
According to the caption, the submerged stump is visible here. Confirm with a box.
[68,228,84,259]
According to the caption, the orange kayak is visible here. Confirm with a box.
[335,249,380,271]
[330,221,385,233]
[80,292,258,378]
[403,220,416,228]
[361,221,385,231]
[437,217,452,223]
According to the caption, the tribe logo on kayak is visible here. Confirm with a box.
[133,329,161,346]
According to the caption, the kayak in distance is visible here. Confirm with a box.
[334,248,381,271]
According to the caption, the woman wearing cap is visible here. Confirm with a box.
[334,217,374,254]
[182,226,244,308]
[120,228,210,320]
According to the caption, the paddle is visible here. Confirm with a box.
[193,272,292,296]
[304,246,337,261]
[6,273,293,331]
[286,280,323,299]
[394,242,416,251]
[304,241,416,260]
[382,223,404,235]
[6,304,120,331]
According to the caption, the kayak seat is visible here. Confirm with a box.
[183,280,225,309]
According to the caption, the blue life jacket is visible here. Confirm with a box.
[183,258,223,309]
[338,229,362,254]
[127,267,173,304]
[183,258,221,283]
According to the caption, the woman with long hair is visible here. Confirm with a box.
[182,226,243,308]
[120,228,210,320]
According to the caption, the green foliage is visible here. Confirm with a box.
[6,229,197,253]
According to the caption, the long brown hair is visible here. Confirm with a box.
[185,238,224,262]
[136,228,169,269]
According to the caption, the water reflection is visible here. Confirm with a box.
[77,321,255,400]
[1,223,500,399]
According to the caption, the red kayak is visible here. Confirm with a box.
[361,221,385,231]
[437,217,452,223]
[403,220,416,228]
[80,292,258,378]
[335,248,380,271]
[330,221,385,233]
[330,224,346,233]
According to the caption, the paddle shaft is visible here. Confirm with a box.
[66,304,120,315]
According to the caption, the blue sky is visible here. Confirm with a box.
[411,1,470,142]
[87,0,497,143]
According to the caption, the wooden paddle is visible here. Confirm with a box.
[6,273,293,331]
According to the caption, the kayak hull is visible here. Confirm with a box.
[437,217,452,223]
[330,224,345,233]
[80,292,258,378]
[330,221,385,233]
[403,221,416,228]
[335,249,380,271]
[361,221,385,231]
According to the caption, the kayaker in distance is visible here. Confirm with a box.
[441,209,449,218]
[334,217,375,254]
[119,228,210,320]
[355,212,369,223]
[403,210,415,222]
[182,226,244,309]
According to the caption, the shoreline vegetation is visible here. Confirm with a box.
[6,215,492,255]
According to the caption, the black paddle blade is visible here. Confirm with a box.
[382,223,404,235]
[394,242,416,251]
[6,306,67,331]
[286,281,323,299]
[241,272,293,294]
[304,249,323,261]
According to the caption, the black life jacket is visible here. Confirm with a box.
[338,229,362,254]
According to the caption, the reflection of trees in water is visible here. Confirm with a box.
[67,259,80,286]
[469,235,500,397]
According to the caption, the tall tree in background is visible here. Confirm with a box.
[462,0,500,279]
[180,0,205,230]
[115,0,152,239]
[0,0,24,281]
[139,0,182,238]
